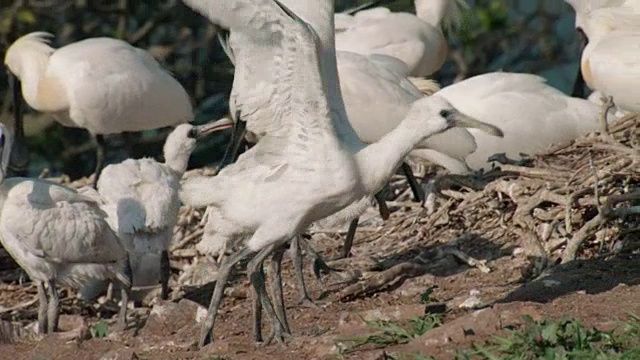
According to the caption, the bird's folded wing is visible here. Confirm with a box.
[98,159,180,232]
[3,201,125,264]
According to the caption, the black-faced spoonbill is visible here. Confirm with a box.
[78,120,233,303]
[4,32,193,186]
[335,0,469,77]
[0,123,132,334]
[565,2,640,117]
[180,0,503,347]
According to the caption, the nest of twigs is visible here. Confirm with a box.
[304,113,640,301]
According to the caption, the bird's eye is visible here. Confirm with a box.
[439,109,452,118]
[187,128,198,139]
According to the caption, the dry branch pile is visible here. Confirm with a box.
[313,113,640,300]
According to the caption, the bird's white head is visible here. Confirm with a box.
[0,123,13,184]
[4,32,55,80]
[406,95,504,140]
[163,119,234,175]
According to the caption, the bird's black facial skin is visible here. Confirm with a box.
[0,133,5,149]
[187,128,198,139]
[439,109,452,119]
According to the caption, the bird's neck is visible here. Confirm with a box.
[355,119,429,195]
[18,54,65,113]
[164,149,190,176]
[414,0,448,27]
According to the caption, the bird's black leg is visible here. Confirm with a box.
[46,279,59,333]
[219,117,248,169]
[341,218,360,259]
[7,73,29,175]
[248,245,290,345]
[401,162,424,202]
[36,281,48,334]
[571,28,589,99]
[92,134,107,188]
[290,236,319,307]
[160,250,170,300]
[115,254,133,332]
[268,244,291,334]
[199,247,253,347]
[374,192,391,220]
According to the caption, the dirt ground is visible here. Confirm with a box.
[0,246,638,360]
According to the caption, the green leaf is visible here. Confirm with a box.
[542,321,560,345]
[16,9,36,24]
[91,320,109,338]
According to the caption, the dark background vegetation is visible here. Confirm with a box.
[0,0,583,179]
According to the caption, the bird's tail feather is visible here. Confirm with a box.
[408,77,441,96]
[179,176,223,208]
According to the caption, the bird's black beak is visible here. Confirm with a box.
[571,27,589,98]
[342,0,392,15]
[7,72,29,174]
[193,117,234,138]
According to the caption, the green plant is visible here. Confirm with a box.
[457,315,640,360]
[90,319,109,339]
[336,313,443,354]
[419,285,439,305]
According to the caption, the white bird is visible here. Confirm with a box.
[566,0,640,97]
[194,0,498,315]
[0,123,132,334]
[432,72,615,171]
[334,0,469,77]
[4,32,193,185]
[211,0,484,262]
[77,121,232,303]
[564,2,640,114]
[181,0,502,347]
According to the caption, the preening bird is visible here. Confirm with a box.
[181,0,502,347]
[334,0,469,77]
[78,121,232,303]
[0,123,132,334]
[566,0,640,106]
[564,2,640,114]
[4,32,193,185]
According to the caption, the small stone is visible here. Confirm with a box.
[100,348,138,360]
[141,299,204,337]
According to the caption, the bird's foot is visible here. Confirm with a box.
[312,257,334,281]
[260,322,291,346]
[487,152,531,167]
[294,297,320,309]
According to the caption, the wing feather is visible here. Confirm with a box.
[1,179,125,264]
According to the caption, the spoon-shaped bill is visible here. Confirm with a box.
[449,111,504,138]
[193,117,235,138]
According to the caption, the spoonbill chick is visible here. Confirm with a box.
[79,120,233,303]
[335,0,469,77]
[4,32,193,185]
[0,123,132,334]
[180,0,502,347]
